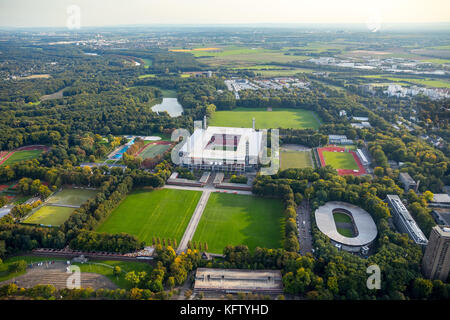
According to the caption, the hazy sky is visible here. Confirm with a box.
[0,0,449,27]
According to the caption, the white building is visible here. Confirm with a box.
[179,123,264,173]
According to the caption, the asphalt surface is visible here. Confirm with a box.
[297,200,313,255]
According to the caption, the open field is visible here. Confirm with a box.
[210,108,321,130]
[191,46,309,67]
[0,150,43,166]
[138,143,171,159]
[22,205,74,226]
[97,189,202,245]
[192,193,284,254]
[361,75,450,88]
[46,188,98,206]
[322,151,359,170]
[280,150,313,170]
[0,256,66,282]
[74,260,153,289]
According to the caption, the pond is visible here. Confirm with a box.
[151,98,184,118]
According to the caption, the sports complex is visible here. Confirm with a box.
[315,201,378,254]
[316,146,367,176]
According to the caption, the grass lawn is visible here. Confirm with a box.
[210,108,321,130]
[73,260,153,289]
[333,212,353,224]
[1,150,43,166]
[323,151,359,170]
[97,189,202,245]
[280,150,313,170]
[138,144,170,159]
[192,193,284,254]
[22,205,74,226]
[0,256,66,282]
[46,188,98,206]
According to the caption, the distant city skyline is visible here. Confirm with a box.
[0,0,449,28]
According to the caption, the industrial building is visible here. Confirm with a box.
[422,225,450,281]
[386,195,428,246]
[193,268,283,294]
[179,118,264,173]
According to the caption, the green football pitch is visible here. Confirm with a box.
[209,108,321,130]
[192,193,284,254]
[322,151,359,170]
[22,205,75,226]
[46,188,98,206]
[1,150,43,166]
[138,144,170,159]
[96,189,202,245]
[280,150,313,170]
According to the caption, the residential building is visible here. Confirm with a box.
[422,225,450,281]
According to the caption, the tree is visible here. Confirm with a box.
[113,266,121,278]
[411,278,433,299]
[184,289,192,299]
[8,260,27,273]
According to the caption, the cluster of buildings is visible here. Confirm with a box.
[307,56,448,77]
[383,84,450,100]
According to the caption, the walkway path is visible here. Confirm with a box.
[177,190,211,254]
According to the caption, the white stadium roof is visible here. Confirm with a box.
[315,201,378,247]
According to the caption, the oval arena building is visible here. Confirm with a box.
[315,201,378,254]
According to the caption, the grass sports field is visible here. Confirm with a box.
[46,188,98,206]
[1,150,43,166]
[333,212,353,224]
[322,151,359,170]
[138,143,171,159]
[209,108,320,130]
[336,227,354,238]
[22,205,74,226]
[192,193,284,254]
[280,150,313,170]
[97,189,202,245]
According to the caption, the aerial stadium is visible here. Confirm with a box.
[179,117,265,173]
[315,201,378,254]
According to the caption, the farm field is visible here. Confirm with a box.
[209,108,321,130]
[1,150,43,166]
[22,205,74,226]
[361,75,450,88]
[192,193,284,254]
[322,151,359,170]
[191,46,309,67]
[138,143,171,159]
[280,150,313,170]
[97,189,202,245]
[46,188,98,206]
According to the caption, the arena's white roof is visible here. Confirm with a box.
[315,201,378,247]
[180,126,263,163]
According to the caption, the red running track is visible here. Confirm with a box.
[317,146,367,176]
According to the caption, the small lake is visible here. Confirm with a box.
[151,98,184,117]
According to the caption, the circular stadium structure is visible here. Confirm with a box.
[315,201,378,253]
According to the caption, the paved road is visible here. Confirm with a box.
[177,190,211,254]
[297,200,313,255]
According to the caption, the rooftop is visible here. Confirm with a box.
[315,201,378,247]
[194,268,283,293]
